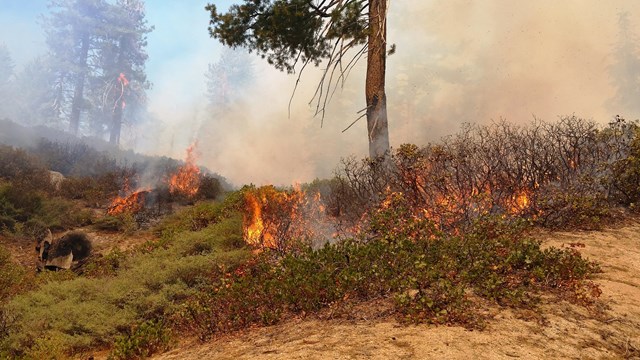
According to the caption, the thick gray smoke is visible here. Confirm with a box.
[143,1,640,186]
[2,1,639,186]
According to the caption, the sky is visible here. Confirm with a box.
[1,1,640,185]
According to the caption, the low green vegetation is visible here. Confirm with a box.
[2,117,639,359]
[0,200,250,359]
[180,193,600,341]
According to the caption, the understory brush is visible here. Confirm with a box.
[0,200,250,359]
[184,192,601,340]
[331,116,640,232]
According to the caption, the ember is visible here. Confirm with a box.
[169,143,200,198]
[510,190,532,214]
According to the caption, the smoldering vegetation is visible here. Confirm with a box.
[0,119,227,237]
[228,115,640,255]
[328,115,640,234]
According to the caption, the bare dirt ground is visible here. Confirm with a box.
[153,221,640,360]
[0,225,155,270]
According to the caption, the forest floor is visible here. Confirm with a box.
[151,222,640,360]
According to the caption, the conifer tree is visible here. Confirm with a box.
[206,0,391,158]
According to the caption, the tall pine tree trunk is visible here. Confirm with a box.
[69,35,90,135]
[109,99,123,145]
[365,0,390,159]
[110,36,127,146]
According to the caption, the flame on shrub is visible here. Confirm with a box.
[169,143,200,198]
[242,186,333,251]
[107,189,148,215]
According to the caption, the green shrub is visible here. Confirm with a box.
[109,320,172,360]
[93,214,136,233]
[81,249,127,278]
[197,174,222,200]
[0,245,28,302]
[0,145,52,193]
[186,193,600,338]
[0,214,250,358]
[0,182,93,234]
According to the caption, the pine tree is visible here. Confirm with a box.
[43,0,152,142]
[95,0,152,145]
[205,47,253,112]
[206,0,391,158]
[44,0,110,134]
[12,57,61,126]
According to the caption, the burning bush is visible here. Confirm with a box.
[168,143,200,199]
[185,208,600,339]
[107,190,149,216]
[242,185,334,253]
[332,116,640,233]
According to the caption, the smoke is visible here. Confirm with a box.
[3,1,640,186]
[141,1,640,186]
[387,0,640,143]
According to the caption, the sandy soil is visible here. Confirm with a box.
[152,222,640,360]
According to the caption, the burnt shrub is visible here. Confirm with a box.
[330,116,640,232]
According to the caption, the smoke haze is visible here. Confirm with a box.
[2,1,639,186]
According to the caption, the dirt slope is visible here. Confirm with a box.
[152,222,640,360]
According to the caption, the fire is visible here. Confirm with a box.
[243,191,275,248]
[114,72,129,110]
[242,185,333,250]
[169,143,200,198]
[107,189,148,215]
[509,190,532,215]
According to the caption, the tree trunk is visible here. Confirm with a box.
[109,99,123,145]
[365,0,390,159]
[69,34,90,135]
[110,36,129,146]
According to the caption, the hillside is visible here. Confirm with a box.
[152,222,640,359]
[1,116,639,359]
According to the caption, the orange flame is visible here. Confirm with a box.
[107,189,148,215]
[169,143,201,198]
[242,185,333,250]
[509,190,532,215]
[243,191,275,248]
